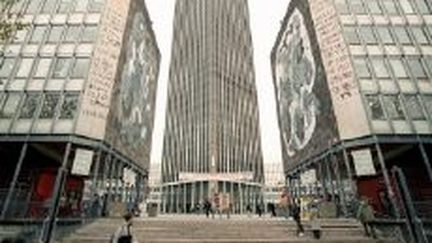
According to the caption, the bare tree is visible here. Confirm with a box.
[0,0,25,42]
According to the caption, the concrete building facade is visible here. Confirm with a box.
[0,0,160,220]
[272,0,432,220]
[161,0,264,214]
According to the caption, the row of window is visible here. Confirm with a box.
[0,92,79,120]
[10,0,105,15]
[0,57,91,80]
[335,0,432,15]
[365,93,432,121]
[354,56,432,80]
[10,24,98,44]
[344,25,432,46]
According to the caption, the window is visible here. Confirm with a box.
[13,29,28,43]
[334,0,349,14]
[411,27,429,45]
[359,26,377,44]
[88,0,105,12]
[75,0,89,12]
[413,0,432,14]
[10,0,26,13]
[57,0,73,13]
[394,27,412,45]
[354,58,372,78]
[425,58,432,74]
[34,58,53,78]
[344,26,360,44]
[39,93,60,119]
[404,95,425,120]
[0,58,16,77]
[382,0,399,15]
[349,0,366,14]
[367,0,383,14]
[0,93,21,118]
[365,95,386,120]
[377,27,395,44]
[371,58,390,78]
[29,26,47,43]
[399,0,415,14]
[52,58,72,78]
[47,26,64,43]
[26,0,43,14]
[81,25,98,43]
[41,0,57,13]
[71,58,90,79]
[423,95,432,116]
[407,58,427,79]
[382,95,405,120]
[389,59,408,78]
[16,58,34,78]
[64,25,81,43]
[427,26,432,42]
[19,93,41,119]
[59,93,79,119]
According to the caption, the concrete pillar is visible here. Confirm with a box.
[191,182,196,209]
[239,183,244,214]
[330,152,348,217]
[106,156,115,204]
[40,142,72,243]
[170,185,174,213]
[419,142,432,182]
[375,143,400,218]
[183,184,187,213]
[342,147,356,198]
[91,149,102,197]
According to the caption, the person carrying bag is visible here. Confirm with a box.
[111,213,134,243]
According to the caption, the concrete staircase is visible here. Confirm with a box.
[60,215,397,243]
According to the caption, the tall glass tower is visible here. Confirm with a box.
[161,0,264,214]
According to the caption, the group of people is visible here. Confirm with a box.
[108,194,379,242]
[201,198,231,219]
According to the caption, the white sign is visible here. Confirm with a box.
[179,172,254,182]
[71,149,94,176]
[301,169,317,185]
[352,149,376,176]
[123,168,136,186]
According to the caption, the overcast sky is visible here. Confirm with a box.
[146,0,291,167]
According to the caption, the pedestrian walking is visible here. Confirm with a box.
[256,204,263,217]
[110,213,134,243]
[268,203,277,217]
[204,198,212,218]
[356,197,376,238]
[309,199,321,239]
[291,199,304,237]
[246,204,252,218]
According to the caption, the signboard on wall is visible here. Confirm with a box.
[352,149,376,176]
[71,149,94,176]
[300,169,317,185]
[308,0,370,140]
[75,0,131,139]
[178,172,254,182]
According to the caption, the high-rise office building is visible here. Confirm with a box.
[161,0,264,214]
[272,0,432,218]
[0,0,159,219]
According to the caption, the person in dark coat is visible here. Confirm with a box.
[268,203,277,217]
[291,199,304,237]
[203,198,212,218]
[256,204,263,217]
